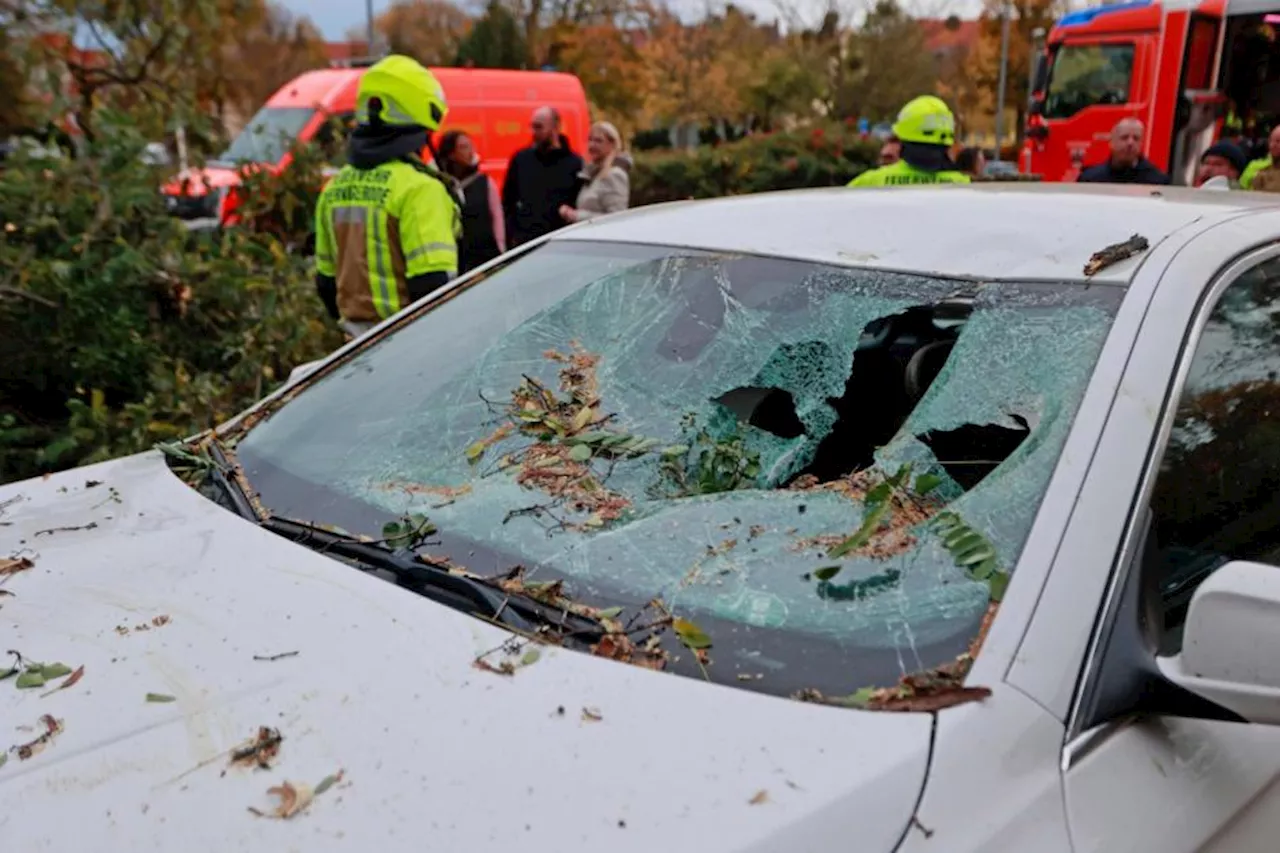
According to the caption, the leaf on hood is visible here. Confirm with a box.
[249,780,315,820]
[812,565,842,581]
[0,752,7,769]
[867,685,992,713]
[0,556,33,577]
[313,769,345,796]
[673,617,712,650]
[581,706,603,722]
[473,657,516,677]
[39,665,84,698]
[748,789,769,805]
[146,692,177,703]
[13,714,63,760]
[15,669,45,689]
[39,662,73,679]
[228,726,284,771]
[520,648,541,667]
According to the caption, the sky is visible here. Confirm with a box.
[281,0,987,40]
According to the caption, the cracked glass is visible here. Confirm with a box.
[236,241,1124,698]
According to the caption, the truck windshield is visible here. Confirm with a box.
[233,241,1122,701]
[1044,43,1135,119]
[217,106,315,165]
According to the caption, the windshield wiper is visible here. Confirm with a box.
[197,442,606,641]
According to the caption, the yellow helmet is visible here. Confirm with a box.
[892,96,956,147]
[356,55,448,131]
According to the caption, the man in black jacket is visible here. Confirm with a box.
[502,107,584,247]
[1077,118,1170,185]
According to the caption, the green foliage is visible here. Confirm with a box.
[656,418,762,497]
[0,110,343,485]
[456,0,529,69]
[932,510,1009,600]
[631,123,880,205]
[828,463,911,558]
[233,131,335,250]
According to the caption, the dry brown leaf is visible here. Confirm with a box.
[472,657,516,677]
[248,780,315,819]
[581,706,603,722]
[14,714,63,760]
[866,685,992,713]
[151,615,171,628]
[748,789,769,805]
[0,556,33,577]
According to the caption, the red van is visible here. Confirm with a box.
[163,61,591,226]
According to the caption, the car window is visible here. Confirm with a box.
[233,241,1122,699]
[1043,43,1135,119]
[1146,255,1280,651]
[217,106,315,165]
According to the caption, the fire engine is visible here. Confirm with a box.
[1022,0,1279,184]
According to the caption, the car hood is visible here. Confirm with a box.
[0,452,930,852]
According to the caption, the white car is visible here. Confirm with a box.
[5,184,1280,852]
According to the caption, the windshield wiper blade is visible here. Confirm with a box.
[195,441,608,642]
[262,516,535,630]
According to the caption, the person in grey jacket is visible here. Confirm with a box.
[558,121,631,223]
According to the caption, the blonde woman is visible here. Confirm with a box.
[558,121,631,222]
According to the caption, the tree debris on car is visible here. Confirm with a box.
[12,714,63,760]
[248,770,345,820]
[1083,233,1149,277]
[0,555,34,578]
[226,727,284,773]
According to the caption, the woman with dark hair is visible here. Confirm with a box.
[437,130,506,273]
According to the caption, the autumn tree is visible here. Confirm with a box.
[375,0,472,66]
[457,0,530,68]
[543,21,647,125]
[837,0,937,122]
[961,0,1063,146]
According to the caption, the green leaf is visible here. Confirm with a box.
[988,571,1011,602]
[828,501,890,558]
[0,667,16,681]
[146,692,177,703]
[465,441,487,463]
[812,565,843,581]
[382,521,403,538]
[970,557,998,581]
[568,444,592,462]
[314,771,343,796]
[659,445,689,458]
[40,663,72,679]
[888,463,912,487]
[597,606,624,620]
[839,686,877,708]
[914,474,944,495]
[520,648,541,667]
[0,752,7,769]
[575,431,612,445]
[673,617,713,650]
[957,544,995,566]
[572,406,594,432]
[865,482,891,505]
[15,670,45,689]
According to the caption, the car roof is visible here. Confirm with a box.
[558,184,1280,284]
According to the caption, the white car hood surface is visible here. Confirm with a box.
[0,451,930,852]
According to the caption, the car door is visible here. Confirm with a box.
[1061,242,1280,852]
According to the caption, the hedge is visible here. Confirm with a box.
[0,113,343,484]
[631,124,881,205]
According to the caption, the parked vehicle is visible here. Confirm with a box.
[1023,0,1280,184]
[161,60,590,228]
[8,185,1280,851]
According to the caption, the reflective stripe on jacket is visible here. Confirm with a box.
[314,160,460,323]
[848,161,971,187]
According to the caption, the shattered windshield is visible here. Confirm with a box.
[234,241,1122,701]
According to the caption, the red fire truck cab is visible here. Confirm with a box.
[1023,0,1279,184]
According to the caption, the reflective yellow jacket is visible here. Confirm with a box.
[315,158,461,323]
[848,160,972,187]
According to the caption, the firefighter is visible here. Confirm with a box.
[848,96,970,187]
[314,55,461,338]
[1241,126,1280,193]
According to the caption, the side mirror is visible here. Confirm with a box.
[1157,560,1280,724]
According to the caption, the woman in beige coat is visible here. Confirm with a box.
[558,121,631,222]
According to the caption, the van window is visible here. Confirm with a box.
[218,106,315,165]
[1044,43,1136,119]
